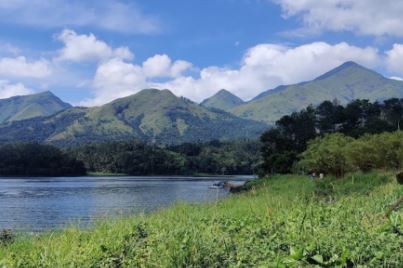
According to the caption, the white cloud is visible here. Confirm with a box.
[0,0,160,34]
[56,29,134,63]
[154,42,380,101]
[0,80,33,99]
[82,58,147,106]
[0,56,51,78]
[274,0,403,37]
[142,54,192,78]
[83,41,381,105]
[386,44,403,76]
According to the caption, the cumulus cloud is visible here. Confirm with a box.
[0,56,51,78]
[0,0,160,34]
[56,29,134,63]
[0,80,33,99]
[82,58,147,106]
[83,41,381,105]
[153,42,380,101]
[385,44,403,76]
[274,0,403,37]
[142,54,192,78]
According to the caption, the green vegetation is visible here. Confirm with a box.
[0,89,267,146]
[299,132,403,177]
[231,61,403,124]
[0,143,86,176]
[0,91,71,123]
[261,98,403,174]
[67,140,261,175]
[0,172,401,267]
[201,89,244,111]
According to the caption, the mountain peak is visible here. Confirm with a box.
[201,89,244,111]
[0,91,71,123]
[314,61,378,81]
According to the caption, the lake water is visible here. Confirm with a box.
[0,176,251,231]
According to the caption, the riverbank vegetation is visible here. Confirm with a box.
[298,132,403,177]
[261,98,403,174]
[0,171,402,266]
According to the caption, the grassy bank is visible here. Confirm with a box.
[1,172,402,267]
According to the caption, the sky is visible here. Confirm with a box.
[1,0,403,106]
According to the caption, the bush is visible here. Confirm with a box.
[299,131,403,176]
[298,133,353,177]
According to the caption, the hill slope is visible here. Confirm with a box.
[0,91,71,123]
[0,89,267,146]
[231,61,403,124]
[201,89,244,111]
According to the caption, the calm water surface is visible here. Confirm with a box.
[0,176,251,231]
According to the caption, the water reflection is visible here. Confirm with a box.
[0,176,250,231]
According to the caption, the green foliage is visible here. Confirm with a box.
[299,133,354,177]
[231,61,403,124]
[0,91,71,123]
[299,132,403,176]
[0,143,86,176]
[0,172,401,266]
[201,89,244,111]
[261,98,403,174]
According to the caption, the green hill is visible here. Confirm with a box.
[230,61,403,124]
[0,89,267,146]
[201,89,244,111]
[0,91,71,123]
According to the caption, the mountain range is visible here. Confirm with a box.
[0,89,266,146]
[1,61,402,145]
[227,61,403,124]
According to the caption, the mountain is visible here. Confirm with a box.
[0,89,267,146]
[230,61,403,124]
[0,91,71,123]
[201,89,244,111]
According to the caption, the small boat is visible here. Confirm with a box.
[209,181,225,189]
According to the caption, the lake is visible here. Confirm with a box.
[0,176,252,231]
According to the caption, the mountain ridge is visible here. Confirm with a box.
[230,61,403,124]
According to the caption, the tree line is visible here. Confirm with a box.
[0,143,86,176]
[66,140,261,176]
[260,98,403,175]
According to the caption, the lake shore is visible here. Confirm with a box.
[1,171,401,267]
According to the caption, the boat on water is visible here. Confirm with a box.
[209,181,226,189]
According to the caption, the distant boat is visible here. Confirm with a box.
[209,181,225,189]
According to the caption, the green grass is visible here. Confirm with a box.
[1,172,402,267]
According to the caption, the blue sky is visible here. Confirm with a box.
[0,0,403,105]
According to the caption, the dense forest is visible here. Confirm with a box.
[0,143,86,176]
[261,98,403,174]
[66,140,261,176]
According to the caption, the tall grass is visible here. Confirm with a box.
[0,172,402,267]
